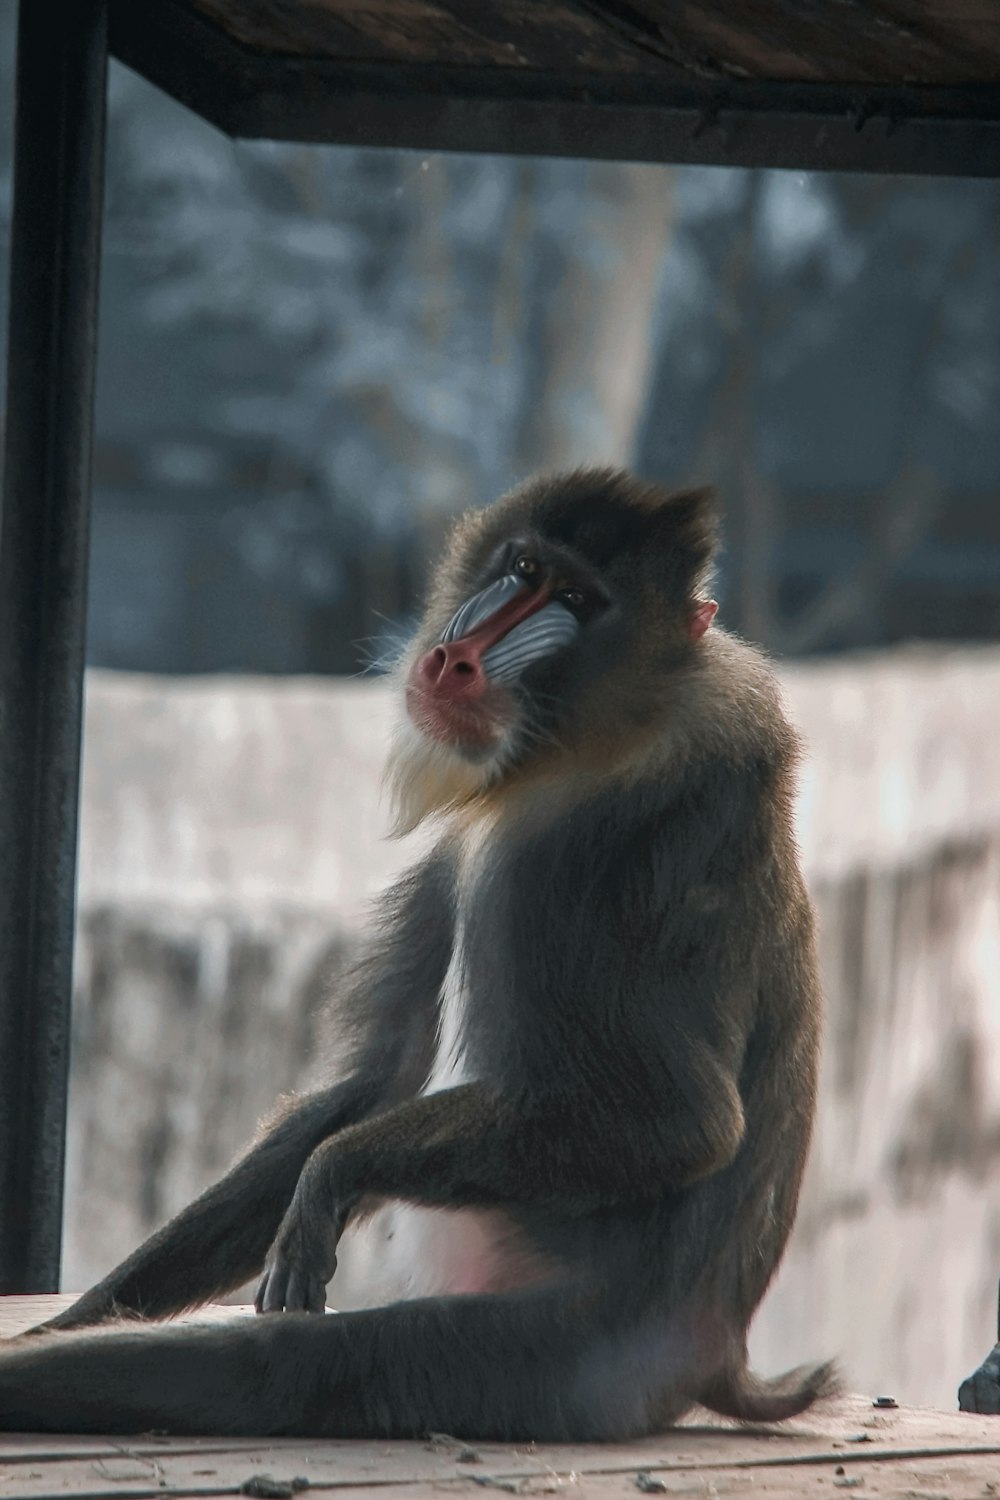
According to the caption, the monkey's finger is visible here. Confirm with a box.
[256,1262,291,1315]
[285,1268,326,1314]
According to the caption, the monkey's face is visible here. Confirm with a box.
[389,469,719,831]
[404,544,598,762]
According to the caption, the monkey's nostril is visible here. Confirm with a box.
[417,646,448,685]
[453,661,475,677]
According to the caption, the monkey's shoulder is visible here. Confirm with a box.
[671,630,802,772]
[451,763,787,924]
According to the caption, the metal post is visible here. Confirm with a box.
[0,0,108,1291]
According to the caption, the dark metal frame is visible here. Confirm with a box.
[0,0,108,1291]
[1,0,999,1292]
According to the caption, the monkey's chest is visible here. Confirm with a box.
[423,930,475,1094]
[334,933,549,1304]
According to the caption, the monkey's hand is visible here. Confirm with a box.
[255,1146,355,1314]
[958,1344,1000,1413]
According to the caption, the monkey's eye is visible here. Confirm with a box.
[514,554,540,581]
[555,586,585,611]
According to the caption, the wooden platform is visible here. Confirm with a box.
[2,1298,999,1500]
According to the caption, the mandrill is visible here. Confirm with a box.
[0,469,833,1438]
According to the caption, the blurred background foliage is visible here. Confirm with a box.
[2,2,1000,675]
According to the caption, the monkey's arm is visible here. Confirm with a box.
[257,1052,743,1314]
[43,853,456,1331]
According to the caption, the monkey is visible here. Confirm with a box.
[0,467,834,1438]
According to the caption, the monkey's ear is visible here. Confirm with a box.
[646,486,720,595]
[690,599,719,641]
[655,485,720,553]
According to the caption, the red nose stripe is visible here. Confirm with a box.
[451,583,551,654]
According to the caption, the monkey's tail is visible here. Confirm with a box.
[699,1358,840,1424]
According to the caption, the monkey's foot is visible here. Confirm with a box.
[958,1343,1000,1413]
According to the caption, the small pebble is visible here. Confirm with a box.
[872,1395,898,1409]
[634,1473,668,1494]
[240,1478,309,1499]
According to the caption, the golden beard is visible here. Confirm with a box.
[383,707,494,836]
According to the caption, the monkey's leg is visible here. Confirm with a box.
[0,1287,636,1439]
[40,1076,376,1332]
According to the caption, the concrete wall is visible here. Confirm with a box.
[67,649,1000,1408]
[754,649,1000,1408]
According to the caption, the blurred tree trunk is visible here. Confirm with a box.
[516,162,675,474]
[686,172,780,644]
